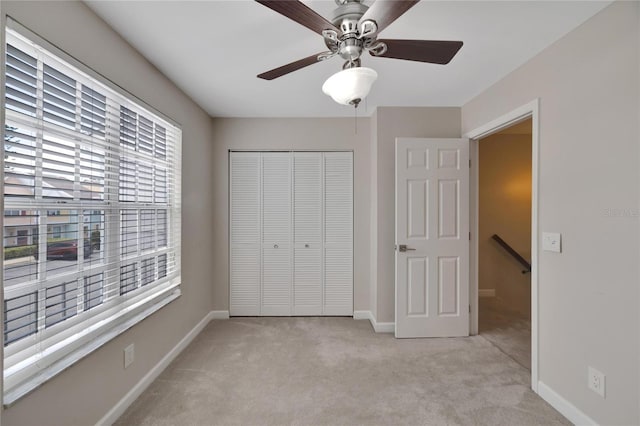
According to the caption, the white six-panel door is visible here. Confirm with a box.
[395,138,469,338]
[230,151,353,316]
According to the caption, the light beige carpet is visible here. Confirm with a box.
[116,317,567,426]
[479,298,532,371]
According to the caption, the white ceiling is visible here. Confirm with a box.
[85,0,610,118]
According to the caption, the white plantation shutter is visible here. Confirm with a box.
[4,43,37,198]
[229,152,352,317]
[2,24,182,404]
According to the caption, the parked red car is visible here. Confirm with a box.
[34,240,92,260]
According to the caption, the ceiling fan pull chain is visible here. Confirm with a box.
[354,103,358,135]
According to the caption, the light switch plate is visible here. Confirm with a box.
[542,232,561,253]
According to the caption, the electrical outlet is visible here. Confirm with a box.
[124,344,135,369]
[588,366,605,398]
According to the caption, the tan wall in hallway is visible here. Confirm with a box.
[479,131,532,318]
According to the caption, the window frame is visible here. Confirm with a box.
[1,19,182,405]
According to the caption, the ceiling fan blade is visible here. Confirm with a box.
[358,0,420,35]
[258,53,326,80]
[371,39,463,64]
[255,0,340,36]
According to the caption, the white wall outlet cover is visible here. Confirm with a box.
[588,366,606,398]
[542,232,561,253]
[124,344,135,369]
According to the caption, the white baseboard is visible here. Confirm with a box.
[353,310,370,320]
[479,289,496,298]
[373,321,394,333]
[211,310,230,319]
[96,311,214,426]
[537,381,597,426]
[353,310,394,333]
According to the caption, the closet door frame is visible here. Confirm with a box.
[229,150,353,317]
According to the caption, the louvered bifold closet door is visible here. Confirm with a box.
[261,153,292,316]
[230,153,261,316]
[323,152,354,315]
[293,153,322,315]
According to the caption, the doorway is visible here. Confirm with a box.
[477,118,532,371]
[466,99,539,392]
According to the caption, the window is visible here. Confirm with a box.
[2,23,182,404]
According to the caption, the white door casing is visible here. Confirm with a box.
[395,138,469,338]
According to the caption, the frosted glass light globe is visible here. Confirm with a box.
[322,67,378,106]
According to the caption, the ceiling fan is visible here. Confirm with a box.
[256,0,463,106]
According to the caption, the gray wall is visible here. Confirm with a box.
[372,107,461,323]
[1,2,215,425]
[462,2,639,424]
[210,118,371,313]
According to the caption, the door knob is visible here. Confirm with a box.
[274,244,278,249]
[305,244,310,248]
[398,244,415,252]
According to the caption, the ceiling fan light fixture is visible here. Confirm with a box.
[322,67,378,106]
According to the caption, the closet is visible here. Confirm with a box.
[229,151,353,316]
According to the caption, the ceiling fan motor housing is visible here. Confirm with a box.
[325,0,370,64]
[331,1,368,34]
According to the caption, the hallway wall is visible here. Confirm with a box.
[479,129,532,318]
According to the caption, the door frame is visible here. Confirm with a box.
[464,99,540,393]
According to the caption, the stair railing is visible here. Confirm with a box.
[491,234,531,274]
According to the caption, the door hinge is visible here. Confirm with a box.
[469,232,471,240]
[469,159,471,168]
[469,305,471,313]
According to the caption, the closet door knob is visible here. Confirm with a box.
[274,244,278,249]
[305,244,310,248]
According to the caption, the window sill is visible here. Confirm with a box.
[3,288,181,407]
